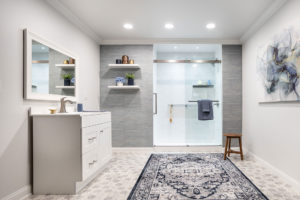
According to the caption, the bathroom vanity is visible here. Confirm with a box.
[32,111,112,194]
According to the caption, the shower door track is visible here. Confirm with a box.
[153,59,221,64]
[153,144,222,147]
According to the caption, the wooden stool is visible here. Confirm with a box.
[224,133,243,160]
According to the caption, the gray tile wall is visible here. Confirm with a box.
[49,50,74,96]
[100,45,153,147]
[222,45,242,146]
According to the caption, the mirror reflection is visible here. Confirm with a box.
[31,40,75,97]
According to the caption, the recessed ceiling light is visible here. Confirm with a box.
[206,23,216,30]
[174,46,178,49]
[196,46,200,49]
[123,23,133,30]
[165,23,174,29]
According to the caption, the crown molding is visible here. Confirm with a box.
[100,38,242,45]
[46,0,284,45]
[45,0,102,44]
[240,0,288,43]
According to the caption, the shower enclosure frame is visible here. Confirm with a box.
[153,44,223,147]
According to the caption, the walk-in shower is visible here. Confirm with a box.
[153,44,222,146]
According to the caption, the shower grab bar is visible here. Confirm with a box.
[169,102,220,107]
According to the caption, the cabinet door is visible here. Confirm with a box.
[104,125,112,156]
[97,124,106,165]
[97,123,112,164]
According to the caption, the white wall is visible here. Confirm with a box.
[0,0,100,198]
[243,0,300,184]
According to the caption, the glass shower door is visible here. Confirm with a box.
[153,62,187,146]
[153,44,222,146]
[185,62,222,145]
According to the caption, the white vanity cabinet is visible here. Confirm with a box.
[32,112,112,195]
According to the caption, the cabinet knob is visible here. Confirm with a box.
[88,137,96,141]
[88,162,94,166]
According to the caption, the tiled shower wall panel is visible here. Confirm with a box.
[222,45,243,146]
[100,45,153,147]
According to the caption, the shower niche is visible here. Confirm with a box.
[153,44,222,146]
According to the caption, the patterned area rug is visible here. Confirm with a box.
[128,153,268,200]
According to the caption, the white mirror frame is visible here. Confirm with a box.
[23,29,78,101]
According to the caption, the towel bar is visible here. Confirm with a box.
[188,100,219,102]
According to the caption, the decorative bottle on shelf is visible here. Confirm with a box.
[69,58,75,64]
[122,55,129,64]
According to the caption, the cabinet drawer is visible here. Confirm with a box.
[82,123,111,154]
[81,113,111,128]
[82,149,99,180]
[82,126,99,154]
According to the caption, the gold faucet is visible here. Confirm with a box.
[59,97,75,113]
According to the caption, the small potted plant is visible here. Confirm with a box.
[126,73,135,86]
[62,73,72,86]
[115,77,125,86]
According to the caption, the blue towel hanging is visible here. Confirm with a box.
[198,100,214,120]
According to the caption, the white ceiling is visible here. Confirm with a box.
[51,0,286,43]
[155,44,221,53]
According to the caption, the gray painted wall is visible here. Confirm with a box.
[100,45,153,147]
[222,45,243,145]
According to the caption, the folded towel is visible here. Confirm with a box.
[201,100,211,113]
[198,100,214,120]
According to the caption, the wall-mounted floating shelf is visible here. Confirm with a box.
[56,86,75,89]
[55,64,75,69]
[108,64,140,69]
[193,85,214,88]
[108,85,140,90]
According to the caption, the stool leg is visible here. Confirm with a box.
[239,137,244,160]
[224,137,229,160]
[228,137,231,157]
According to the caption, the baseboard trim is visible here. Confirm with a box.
[244,148,300,191]
[1,185,31,200]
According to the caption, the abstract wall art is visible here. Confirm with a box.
[257,27,300,102]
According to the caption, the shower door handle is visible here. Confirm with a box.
[153,93,157,115]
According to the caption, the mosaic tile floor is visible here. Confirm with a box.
[26,147,300,200]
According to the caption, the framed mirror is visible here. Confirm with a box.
[23,29,77,101]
